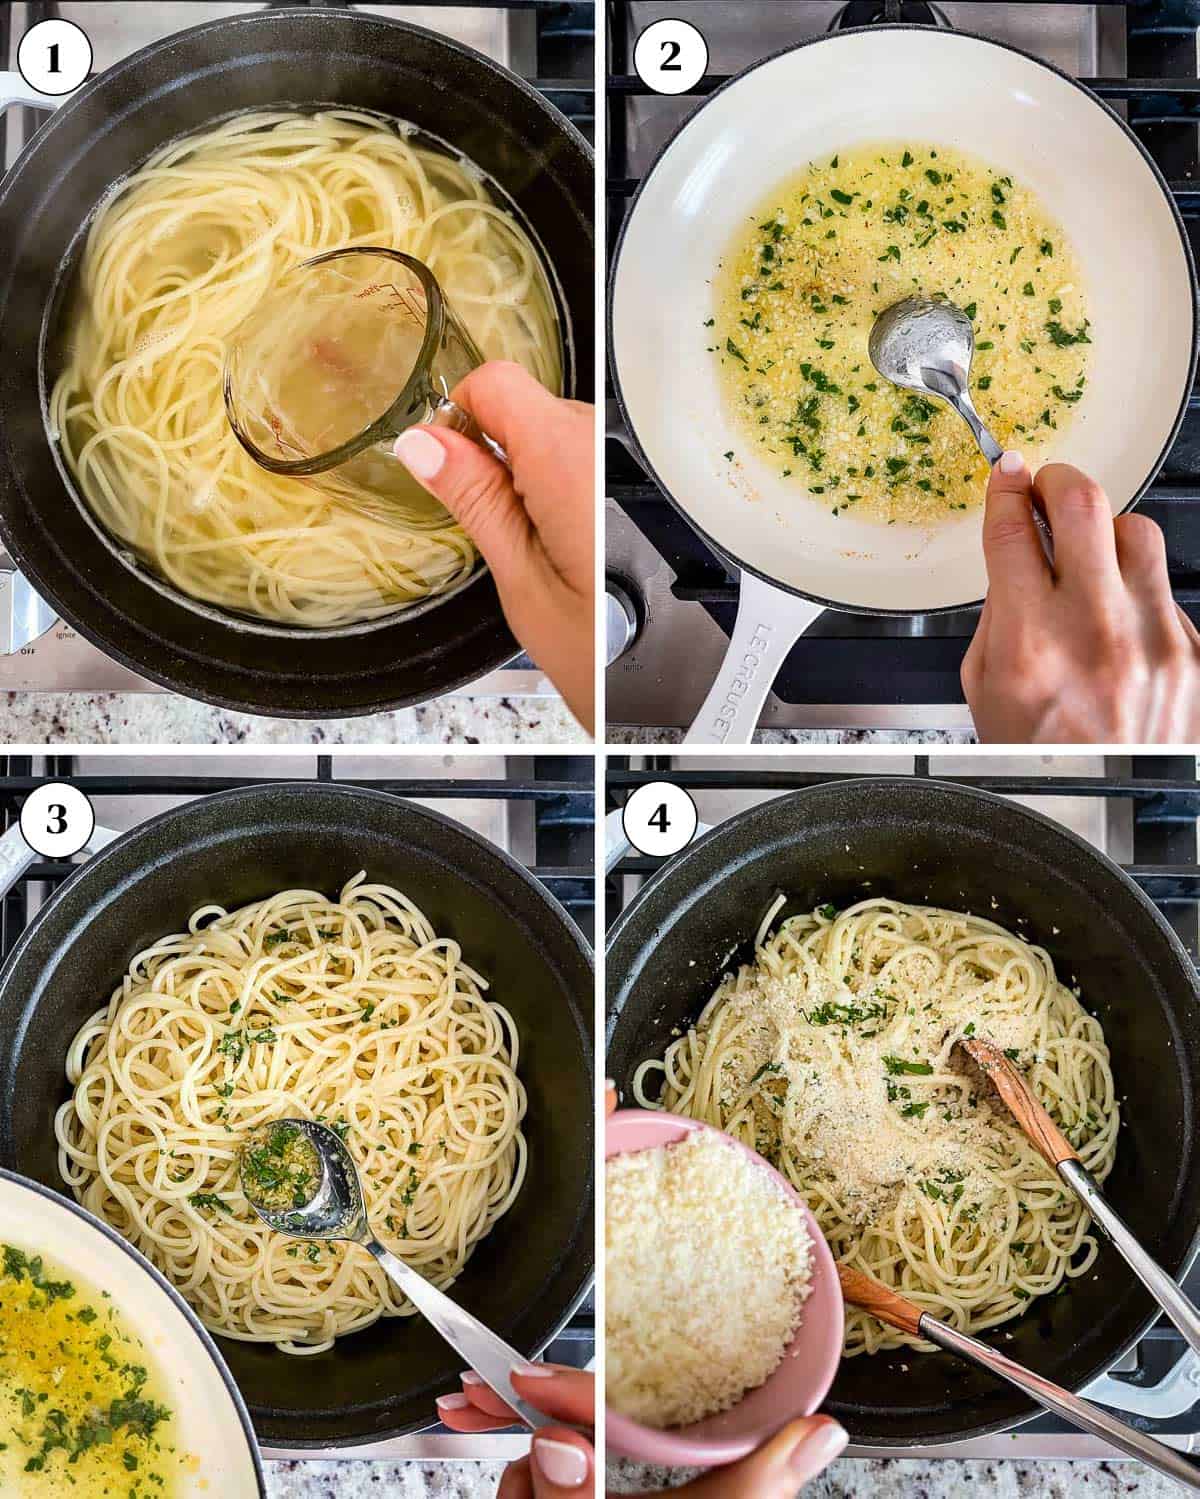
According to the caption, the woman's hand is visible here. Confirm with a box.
[461,1087,847,1496]
[436,1363,595,1496]
[393,362,594,732]
[623,1417,847,1497]
[962,454,1200,742]
[435,1365,846,1498]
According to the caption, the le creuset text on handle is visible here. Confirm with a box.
[683,569,824,744]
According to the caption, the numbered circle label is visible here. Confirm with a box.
[18,19,92,96]
[20,783,95,858]
[633,18,708,96]
[622,780,698,858]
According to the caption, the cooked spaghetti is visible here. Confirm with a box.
[49,109,562,627]
[633,897,1118,1355]
[55,875,527,1355]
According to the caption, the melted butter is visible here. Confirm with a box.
[712,141,1091,524]
[0,1244,184,1498]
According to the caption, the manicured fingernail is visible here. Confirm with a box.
[436,1392,470,1412]
[460,1370,483,1387]
[605,1078,616,1090]
[511,1361,554,1378]
[394,427,446,480]
[997,449,1025,475]
[789,1418,849,1476]
[533,1436,589,1487]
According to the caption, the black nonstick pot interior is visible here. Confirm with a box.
[0,8,593,717]
[0,783,594,1448]
[606,777,1200,1447]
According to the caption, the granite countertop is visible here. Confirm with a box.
[0,693,588,745]
[607,729,976,745]
[265,1461,508,1497]
[260,1456,1184,1496]
[607,1457,1181,1496]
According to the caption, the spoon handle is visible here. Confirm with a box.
[947,387,1003,465]
[364,1238,554,1430]
[924,1316,1200,1490]
[1059,1159,1200,1364]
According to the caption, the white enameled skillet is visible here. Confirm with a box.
[609,26,1197,743]
[0,1169,264,1495]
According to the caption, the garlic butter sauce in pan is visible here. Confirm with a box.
[606,778,1200,1446]
[609,27,1197,742]
[0,8,593,717]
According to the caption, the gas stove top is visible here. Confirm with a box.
[607,753,1200,1460]
[605,1,1200,734]
[0,0,593,702]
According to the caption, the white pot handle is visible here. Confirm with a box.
[604,807,712,874]
[683,570,824,744]
[0,73,70,114]
[0,821,121,900]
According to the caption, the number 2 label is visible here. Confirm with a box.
[633,20,708,96]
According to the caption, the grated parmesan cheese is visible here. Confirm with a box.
[605,1132,813,1429]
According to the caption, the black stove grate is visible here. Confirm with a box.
[0,753,596,946]
[606,753,1200,1437]
[3,1,595,171]
[606,1,1200,710]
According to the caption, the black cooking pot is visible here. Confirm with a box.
[0,9,592,717]
[0,783,594,1448]
[606,777,1200,1447]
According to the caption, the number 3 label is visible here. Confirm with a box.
[633,19,708,96]
[17,19,92,97]
[622,781,699,858]
[19,783,95,858]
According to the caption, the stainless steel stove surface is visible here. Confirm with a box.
[605,2,1200,734]
[0,752,595,1462]
[0,0,593,702]
[607,754,1200,1459]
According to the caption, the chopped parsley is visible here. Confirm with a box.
[883,1056,934,1076]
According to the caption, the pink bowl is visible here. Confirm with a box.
[605,1108,845,1467]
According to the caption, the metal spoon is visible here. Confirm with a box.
[240,1118,551,1430]
[869,296,1002,464]
[840,1264,1200,1490]
[961,1037,1200,1363]
[870,296,1055,561]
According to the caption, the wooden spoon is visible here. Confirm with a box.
[838,1264,1200,1488]
[961,1036,1200,1363]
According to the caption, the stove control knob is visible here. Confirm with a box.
[606,577,641,666]
[0,567,57,655]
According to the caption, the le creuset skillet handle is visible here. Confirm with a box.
[683,569,824,744]
[0,74,69,113]
[0,821,121,898]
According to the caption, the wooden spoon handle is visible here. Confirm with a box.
[837,1264,923,1338]
[960,1036,1078,1167]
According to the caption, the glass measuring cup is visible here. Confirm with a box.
[222,247,506,519]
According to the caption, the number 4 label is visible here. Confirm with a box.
[622,781,699,858]
[633,19,708,96]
